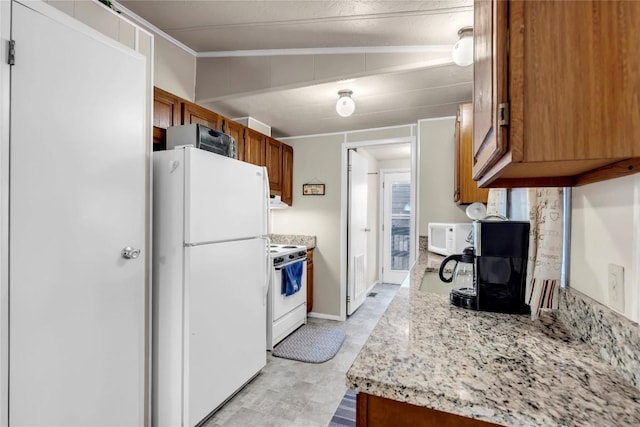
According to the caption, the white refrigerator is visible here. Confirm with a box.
[153,147,270,426]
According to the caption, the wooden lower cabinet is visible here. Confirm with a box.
[306,249,314,313]
[356,393,503,427]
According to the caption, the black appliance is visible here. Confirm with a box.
[166,124,236,158]
[438,220,530,314]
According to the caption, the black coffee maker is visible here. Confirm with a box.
[438,220,530,314]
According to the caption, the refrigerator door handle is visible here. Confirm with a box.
[262,166,271,307]
[263,236,271,306]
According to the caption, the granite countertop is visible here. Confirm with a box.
[346,252,640,426]
[270,234,316,249]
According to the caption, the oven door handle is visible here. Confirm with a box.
[274,258,307,271]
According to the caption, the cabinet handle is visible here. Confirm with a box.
[498,102,510,126]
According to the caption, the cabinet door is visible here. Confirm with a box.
[222,118,246,161]
[472,0,509,179]
[182,101,221,130]
[266,137,283,192]
[281,143,294,206]
[153,87,181,150]
[153,87,181,129]
[245,128,266,166]
[456,104,489,204]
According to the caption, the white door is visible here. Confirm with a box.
[186,239,267,426]
[381,171,411,284]
[347,149,368,315]
[9,3,146,426]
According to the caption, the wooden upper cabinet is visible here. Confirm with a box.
[266,137,283,193]
[153,87,182,149]
[456,104,489,204]
[245,128,266,166]
[221,117,246,161]
[472,0,508,180]
[182,102,221,130]
[473,0,640,188]
[281,143,293,206]
[153,87,181,129]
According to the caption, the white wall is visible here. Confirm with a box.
[379,158,411,170]
[418,117,469,236]
[271,134,344,317]
[571,174,640,322]
[153,36,196,101]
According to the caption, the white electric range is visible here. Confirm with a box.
[268,244,307,350]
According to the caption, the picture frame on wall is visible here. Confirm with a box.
[302,183,325,195]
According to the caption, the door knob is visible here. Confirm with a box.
[121,247,141,259]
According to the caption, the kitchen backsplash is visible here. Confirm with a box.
[271,234,316,249]
[419,235,428,252]
[559,288,640,389]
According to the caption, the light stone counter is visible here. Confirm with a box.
[346,252,640,426]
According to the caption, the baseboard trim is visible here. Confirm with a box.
[307,312,342,321]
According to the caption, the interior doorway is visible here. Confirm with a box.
[340,136,417,319]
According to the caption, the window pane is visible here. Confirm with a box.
[392,183,410,214]
[391,218,410,270]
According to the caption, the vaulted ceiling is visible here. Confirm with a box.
[118,1,474,140]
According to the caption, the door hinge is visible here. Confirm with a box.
[498,102,510,126]
[346,296,351,303]
[8,40,15,66]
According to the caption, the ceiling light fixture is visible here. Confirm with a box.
[336,90,355,117]
[452,26,473,67]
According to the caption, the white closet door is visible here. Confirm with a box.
[9,2,146,426]
[347,149,369,315]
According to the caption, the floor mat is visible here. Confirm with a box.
[272,324,345,363]
[328,389,356,427]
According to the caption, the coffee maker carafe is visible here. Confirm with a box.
[438,247,477,310]
[438,220,531,314]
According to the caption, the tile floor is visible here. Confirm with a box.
[203,283,400,427]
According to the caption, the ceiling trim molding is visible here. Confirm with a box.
[197,45,453,58]
[111,0,197,57]
[164,5,473,33]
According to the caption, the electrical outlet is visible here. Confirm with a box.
[608,264,625,313]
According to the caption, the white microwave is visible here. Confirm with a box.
[427,222,472,256]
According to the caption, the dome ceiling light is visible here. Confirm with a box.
[336,90,355,117]
[452,26,473,67]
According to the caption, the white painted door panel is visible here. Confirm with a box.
[382,172,411,284]
[9,2,146,426]
[347,149,368,315]
[185,147,267,244]
[186,240,267,425]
